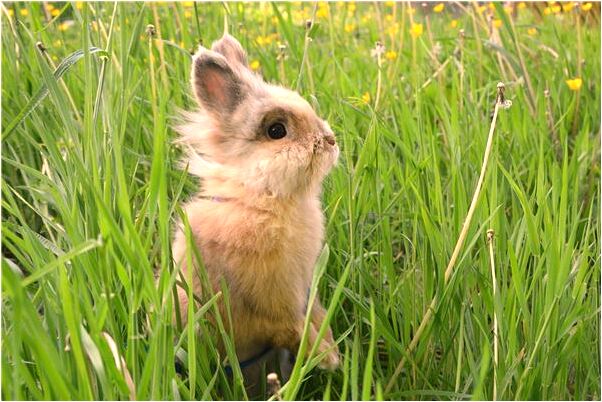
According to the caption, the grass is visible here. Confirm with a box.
[1,1,600,400]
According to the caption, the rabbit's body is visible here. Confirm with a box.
[173,33,339,372]
[173,194,323,360]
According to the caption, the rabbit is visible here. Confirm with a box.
[172,33,340,378]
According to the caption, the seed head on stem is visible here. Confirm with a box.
[267,372,282,401]
[36,41,47,53]
[146,24,156,37]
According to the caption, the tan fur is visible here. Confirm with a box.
[173,34,340,370]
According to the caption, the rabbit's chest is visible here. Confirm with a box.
[249,212,321,292]
[205,201,324,317]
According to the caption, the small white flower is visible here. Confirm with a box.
[370,41,385,59]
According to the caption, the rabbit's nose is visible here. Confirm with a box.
[324,133,336,146]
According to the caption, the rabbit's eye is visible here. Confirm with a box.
[267,123,287,140]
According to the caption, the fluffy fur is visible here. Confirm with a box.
[173,33,340,370]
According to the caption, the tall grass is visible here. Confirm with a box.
[2,2,600,400]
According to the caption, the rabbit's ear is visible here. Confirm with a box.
[191,49,245,115]
[211,33,248,68]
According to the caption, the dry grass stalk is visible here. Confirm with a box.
[385,82,510,393]
[102,332,136,401]
[544,88,562,161]
[487,229,499,401]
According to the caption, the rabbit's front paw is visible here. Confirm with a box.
[308,323,339,371]
[317,342,340,371]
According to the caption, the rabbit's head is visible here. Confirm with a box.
[178,34,339,200]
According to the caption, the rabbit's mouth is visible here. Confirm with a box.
[309,138,339,174]
[311,134,338,155]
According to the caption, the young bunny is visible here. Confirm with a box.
[172,33,340,376]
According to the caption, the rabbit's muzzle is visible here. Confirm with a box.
[324,133,336,146]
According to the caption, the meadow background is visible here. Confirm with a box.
[1,1,600,400]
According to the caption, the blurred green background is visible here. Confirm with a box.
[2,1,600,400]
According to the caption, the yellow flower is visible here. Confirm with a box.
[361,92,371,104]
[184,10,192,19]
[271,16,278,25]
[518,2,527,9]
[291,9,303,24]
[51,9,60,17]
[493,19,502,28]
[477,5,487,14]
[7,8,14,17]
[433,3,444,13]
[19,8,28,16]
[250,60,260,71]
[551,4,562,13]
[410,23,423,38]
[317,1,329,17]
[450,19,458,28]
[183,1,195,7]
[75,2,84,10]
[504,4,513,13]
[385,14,394,22]
[566,78,582,91]
[562,2,574,12]
[385,1,395,7]
[386,22,400,36]
[347,2,356,13]
[180,41,185,48]
[256,35,272,46]
[544,6,552,14]
[527,27,538,35]
[344,23,355,33]
[316,5,329,18]
[582,3,593,11]
[44,4,55,11]
[58,22,70,31]
[53,39,62,47]
[385,50,397,60]
[406,6,416,15]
